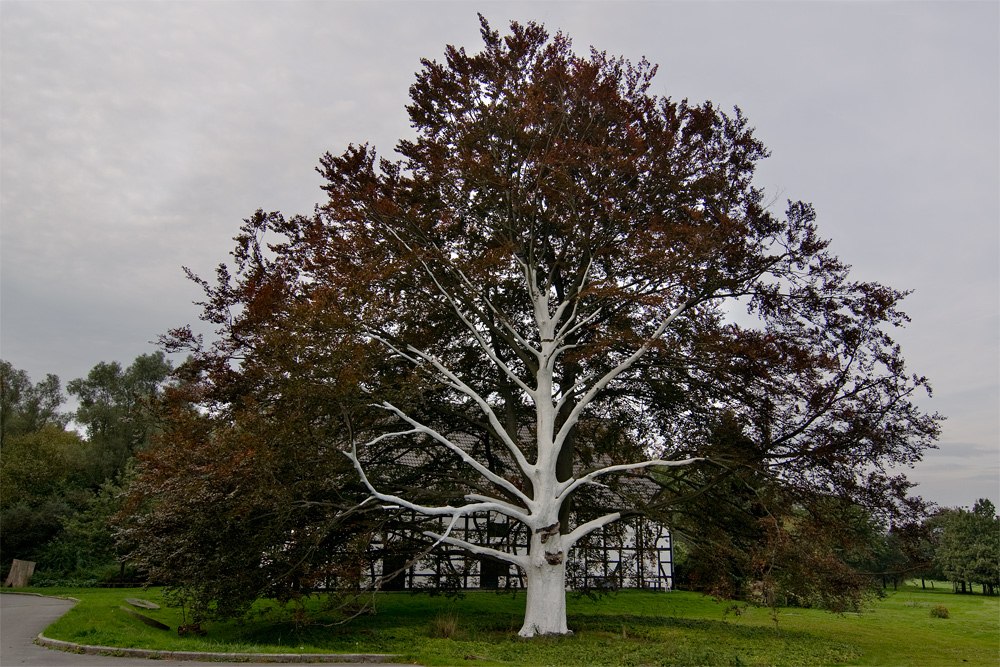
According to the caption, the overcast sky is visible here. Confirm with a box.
[1,1,997,509]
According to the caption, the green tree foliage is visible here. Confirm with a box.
[664,470,889,610]
[0,355,172,580]
[879,519,941,589]
[935,499,999,595]
[1,363,78,566]
[119,347,398,622]
[41,471,137,581]
[0,425,88,507]
[0,425,91,564]
[67,352,172,484]
[0,360,67,446]
[156,17,940,633]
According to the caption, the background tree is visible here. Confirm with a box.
[41,472,137,580]
[1,355,172,582]
[1,362,77,569]
[161,17,940,636]
[0,424,90,567]
[875,518,941,590]
[1,360,67,447]
[664,469,891,610]
[67,352,172,484]
[935,499,999,595]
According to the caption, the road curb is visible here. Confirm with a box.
[36,633,400,663]
[4,593,399,663]
[1,590,81,601]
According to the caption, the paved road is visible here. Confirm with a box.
[0,593,416,666]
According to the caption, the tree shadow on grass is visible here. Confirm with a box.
[220,604,861,666]
[571,613,785,637]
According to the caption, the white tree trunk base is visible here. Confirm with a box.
[518,560,571,637]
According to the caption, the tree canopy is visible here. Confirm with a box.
[934,499,999,595]
[158,17,941,635]
[67,352,173,484]
[0,355,172,581]
[118,357,394,622]
[1,360,66,447]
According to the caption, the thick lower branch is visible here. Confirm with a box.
[380,402,532,507]
[564,511,623,549]
[345,449,532,524]
[422,531,529,568]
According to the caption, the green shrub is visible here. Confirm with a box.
[930,604,950,618]
[429,612,461,638]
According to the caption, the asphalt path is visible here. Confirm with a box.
[0,593,416,666]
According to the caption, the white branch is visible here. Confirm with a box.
[365,329,536,480]
[513,253,537,302]
[452,265,540,359]
[380,402,532,508]
[465,493,532,520]
[554,307,602,347]
[361,427,423,449]
[421,530,530,568]
[554,299,693,451]
[424,513,462,553]
[379,222,538,394]
[551,254,595,337]
[402,346,535,479]
[366,333,423,366]
[554,370,597,412]
[346,445,531,523]
[564,511,623,549]
[555,457,704,503]
[424,266,537,398]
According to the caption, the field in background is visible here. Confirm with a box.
[9,581,998,666]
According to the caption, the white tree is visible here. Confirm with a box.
[347,252,705,635]
[323,19,938,636]
[178,18,938,636]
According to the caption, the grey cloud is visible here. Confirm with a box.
[2,0,997,508]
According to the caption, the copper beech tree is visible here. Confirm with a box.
[162,18,940,636]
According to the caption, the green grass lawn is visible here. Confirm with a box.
[9,581,998,666]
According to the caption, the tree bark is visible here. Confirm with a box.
[519,547,569,637]
[3,559,35,587]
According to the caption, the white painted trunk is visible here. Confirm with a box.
[351,261,702,638]
[518,552,570,637]
[514,293,574,637]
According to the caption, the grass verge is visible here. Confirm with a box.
[7,581,997,666]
